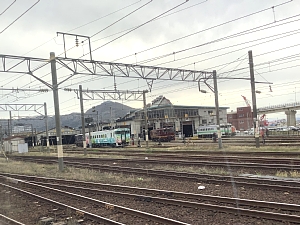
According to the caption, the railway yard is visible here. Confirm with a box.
[1,136,300,225]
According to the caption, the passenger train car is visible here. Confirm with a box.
[150,127,175,142]
[75,128,131,147]
[197,124,236,138]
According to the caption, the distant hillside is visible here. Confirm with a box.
[85,101,135,122]
[0,101,135,132]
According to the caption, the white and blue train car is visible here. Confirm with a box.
[197,124,236,138]
[90,128,131,147]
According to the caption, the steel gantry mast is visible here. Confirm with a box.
[0,53,213,171]
[76,86,149,151]
[0,103,49,152]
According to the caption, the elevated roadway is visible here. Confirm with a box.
[257,102,300,126]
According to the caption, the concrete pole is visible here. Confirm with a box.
[248,50,260,148]
[88,125,92,148]
[110,107,112,129]
[50,52,64,171]
[213,70,222,149]
[44,102,50,152]
[143,90,149,148]
[9,111,12,136]
[96,111,99,131]
[79,85,87,155]
[0,125,3,153]
[7,119,10,136]
[31,124,34,148]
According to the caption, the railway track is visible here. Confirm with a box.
[0,214,25,225]
[2,174,300,224]
[62,150,300,165]
[3,156,300,192]
[10,155,300,171]
[1,176,188,225]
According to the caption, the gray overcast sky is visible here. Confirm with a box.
[0,0,300,121]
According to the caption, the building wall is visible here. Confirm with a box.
[227,106,253,130]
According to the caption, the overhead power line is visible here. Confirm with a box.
[2,0,290,92]
[139,14,300,66]
[111,0,294,62]
[85,0,189,57]
[0,0,40,34]
[0,0,16,16]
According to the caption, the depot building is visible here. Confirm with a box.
[115,96,229,138]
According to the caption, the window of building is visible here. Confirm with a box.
[238,108,243,111]
[239,120,244,124]
[239,114,244,117]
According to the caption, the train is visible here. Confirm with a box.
[197,124,236,138]
[75,128,131,147]
[150,127,175,142]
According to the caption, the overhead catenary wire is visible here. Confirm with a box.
[0,0,40,34]
[111,0,294,62]
[0,0,16,16]
[0,0,191,93]
[1,0,298,111]
[137,14,300,66]
[3,0,292,90]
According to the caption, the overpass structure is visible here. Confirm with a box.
[257,102,300,126]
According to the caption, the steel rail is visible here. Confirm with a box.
[3,175,300,223]
[0,214,25,225]
[4,158,300,192]
[62,150,300,164]
[0,182,124,225]
[9,155,300,170]
[2,177,189,225]
[61,148,300,156]
[32,180,300,213]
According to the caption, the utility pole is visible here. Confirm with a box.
[31,124,34,148]
[96,111,99,131]
[44,102,50,152]
[9,111,12,136]
[213,70,222,149]
[110,107,112,129]
[143,90,149,148]
[50,52,64,171]
[79,85,87,155]
[7,119,10,136]
[0,125,3,153]
[248,50,260,148]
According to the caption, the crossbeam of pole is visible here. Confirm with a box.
[0,54,212,83]
[0,104,44,116]
[56,57,211,82]
[68,88,145,101]
[0,87,49,92]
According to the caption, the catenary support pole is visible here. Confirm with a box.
[50,52,64,171]
[97,111,99,131]
[143,90,149,148]
[9,111,12,136]
[213,70,222,149]
[79,85,87,155]
[248,50,260,148]
[31,124,34,148]
[44,102,50,152]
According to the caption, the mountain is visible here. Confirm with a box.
[1,101,135,132]
[85,101,135,123]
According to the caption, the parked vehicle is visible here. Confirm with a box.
[90,128,131,147]
[197,124,236,138]
[150,127,175,142]
[288,126,299,131]
[75,128,131,148]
